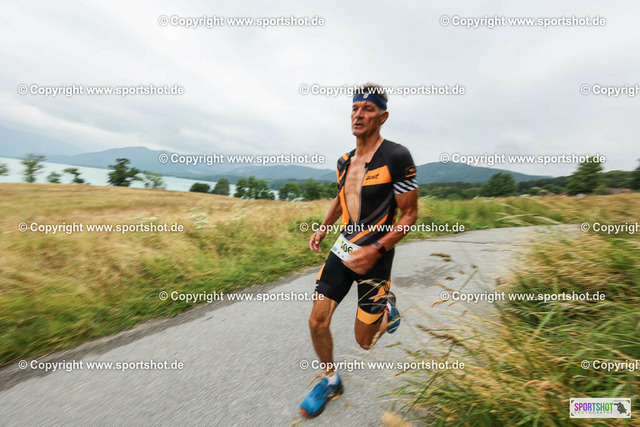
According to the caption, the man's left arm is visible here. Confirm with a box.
[376,190,418,249]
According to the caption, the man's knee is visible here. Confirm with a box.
[308,294,337,334]
[356,332,380,350]
[354,314,384,349]
[356,334,373,350]
[308,311,331,334]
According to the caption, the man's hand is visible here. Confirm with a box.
[343,245,381,275]
[309,230,327,253]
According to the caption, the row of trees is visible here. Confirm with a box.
[19,154,89,184]
[1,154,93,185]
[420,160,640,199]
[2,155,168,190]
[188,177,338,201]
[235,176,273,199]
[190,176,275,199]
[47,168,86,184]
[8,155,639,200]
[189,159,640,201]
[189,178,231,196]
[106,158,166,189]
[279,179,337,201]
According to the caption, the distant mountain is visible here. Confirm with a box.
[22,146,550,185]
[416,162,549,184]
[47,146,241,176]
[0,125,82,157]
[211,163,548,184]
[45,147,334,182]
[221,165,335,182]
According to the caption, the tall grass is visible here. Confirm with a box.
[391,230,640,426]
[414,195,634,233]
[0,184,330,364]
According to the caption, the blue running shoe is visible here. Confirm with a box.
[386,291,401,334]
[300,373,344,418]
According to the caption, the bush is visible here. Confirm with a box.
[189,183,211,193]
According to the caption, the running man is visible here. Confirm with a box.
[300,83,418,418]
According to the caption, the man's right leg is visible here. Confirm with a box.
[301,252,353,418]
[309,251,355,369]
[301,295,344,418]
[308,294,339,373]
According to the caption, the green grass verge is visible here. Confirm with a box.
[391,230,640,426]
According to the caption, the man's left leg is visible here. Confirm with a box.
[353,278,400,349]
[354,311,389,349]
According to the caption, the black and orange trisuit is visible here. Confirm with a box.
[315,139,417,324]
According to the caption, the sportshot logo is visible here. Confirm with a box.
[570,398,631,419]
[440,15,606,29]
[17,84,184,97]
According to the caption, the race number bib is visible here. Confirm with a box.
[330,234,361,262]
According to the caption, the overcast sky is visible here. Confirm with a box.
[1,0,639,176]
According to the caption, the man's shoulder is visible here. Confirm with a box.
[381,139,413,160]
[336,149,355,169]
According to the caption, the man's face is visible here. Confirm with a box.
[351,101,387,137]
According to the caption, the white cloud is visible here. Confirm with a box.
[1,0,639,175]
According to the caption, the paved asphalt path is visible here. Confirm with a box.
[0,226,578,426]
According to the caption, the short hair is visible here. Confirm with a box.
[355,82,388,103]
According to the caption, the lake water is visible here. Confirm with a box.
[0,156,235,194]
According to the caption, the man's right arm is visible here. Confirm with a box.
[309,196,342,253]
